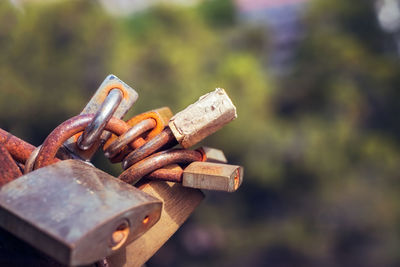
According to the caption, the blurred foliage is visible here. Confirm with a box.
[0,0,400,266]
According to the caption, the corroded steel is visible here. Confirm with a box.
[103,107,173,163]
[144,147,227,182]
[0,144,22,186]
[0,128,35,163]
[119,149,203,185]
[0,160,162,266]
[104,118,156,159]
[121,127,177,170]
[34,114,131,169]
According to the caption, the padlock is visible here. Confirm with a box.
[146,162,243,192]
[122,88,237,169]
[169,88,237,148]
[182,161,243,192]
[107,181,204,267]
[64,74,139,161]
[0,159,162,266]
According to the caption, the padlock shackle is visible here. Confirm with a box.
[77,88,124,150]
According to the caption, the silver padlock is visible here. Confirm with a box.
[0,159,161,266]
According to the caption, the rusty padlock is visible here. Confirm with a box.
[0,159,162,266]
[64,74,139,161]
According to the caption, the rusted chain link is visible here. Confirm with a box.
[34,114,131,169]
[103,110,170,163]
[104,118,156,159]
[121,127,177,170]
[145,164,184,183]
[119,149,203,185]
[0,143,23,186]
[0,128,36,163]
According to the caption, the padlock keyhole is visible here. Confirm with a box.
[110,221,130,251]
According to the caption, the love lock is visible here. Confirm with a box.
[0,159,162,266]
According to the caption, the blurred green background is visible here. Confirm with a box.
[1,0,400,266]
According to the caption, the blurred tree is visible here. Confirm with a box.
[1,0,400,266]
[0,0,116,144]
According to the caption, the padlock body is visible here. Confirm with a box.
[0,160,161,266]
[182,161,243,192]
[168,88,237,148]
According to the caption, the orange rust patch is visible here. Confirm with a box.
[234,169,240,190]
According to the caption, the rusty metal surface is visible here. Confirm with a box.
[103,108,173,163]
[0,160,162,266]
[34,114,131,169]
[145,164,184,183]
[104,118,156,159]
[119,149,203,185]
[121,127,177,170]
[0,128,35,163]
[0,144,22,186]
[64,74,138,160]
